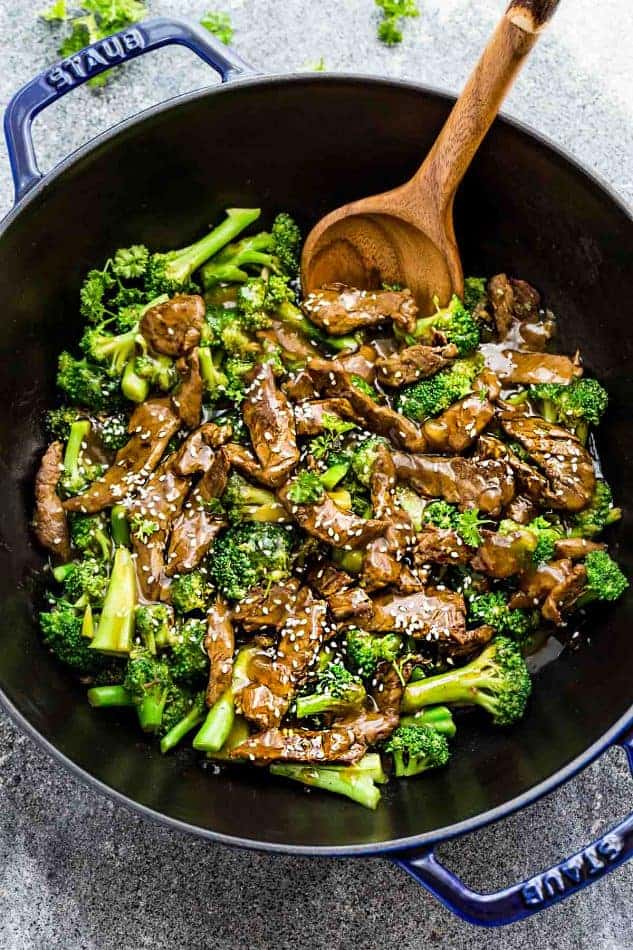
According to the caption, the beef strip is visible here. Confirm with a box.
[375,343,458,388]
[165,448,229,576]
[233,579,303,631]
[504,494,539,524]
[259,320,321,361]
[421,389,496,454]
[337,348,377,383]
[283,370,319,402]
[242,363,300,487]
[33,441,70,560]
[488,274,541,339]
[171,422,231,477]
[230,723,366,765]
[496,350,582,385]
[140,294,204,356]
[237,588,328,730]
[278,482,388,549]
[554,537,605,559]
[294,399,358,436]
[336,661,403,746]
[447,624,495,658]
[173,349,203,429]
[499,411,596,512]
[542,564,587,625]
[413,527,472,567]
[511,558,574,607]
[307,358,426,452]
[64,398,180,514]
[302,283,418,336]
[392,452,515,516]
[471,529,532,579]
[366,589,467,643]
[361,445,416,591]
[475,433,552,503]
[205,599,235,707]
[306,562,373,622]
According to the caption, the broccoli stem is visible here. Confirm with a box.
[111,506,130,547]
[192,688,234,752]
[81,603,95,639]
[63,419,91,486]
[160,704,207,754]
[206,716,251,760]
[294,694,337,718]
[87,685,135,708]
[270,758,383,810]
[277,301,358,352]
[332,549,364,574]
[122,359,150,403]
[137,688,169,733]
[199,346,228,394]
[169,208,262,278]
[89,547,137,655]
[53,563,74,583]
[403,667,493,713]
[320,462,349,490]
[399,706,457,738]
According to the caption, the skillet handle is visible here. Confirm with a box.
[394,730,633,927]
[4,16,254,204]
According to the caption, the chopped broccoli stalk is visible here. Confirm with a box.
[69,513,110,560]
[59,420,103,496]
[145,208,261,296]
[201,232,277,287]
[222,472,287,524]
[135,604,176,654]
[295,663,366,718]
[320,462,350,491]
[89,547,137,655]
[399,706,457,738]
[123,648,172,733]
[287,471,325,504]
[576,551,628,607]
[168,618,208,684]
[270,753,385,810]
[332,549,364,574]
[383,723,451,778]
[110,505,130,547]
[81,603,95,639]
[193,646,257,752]
[87,685,135,708]
[206,716,250,761]
[121,358,150,403]
[394,486,426,531]
[396,357,481,422]
[468,592,535,640]
[198,346,229,400]
[569,480,622,538]
[463,277,487,313]
[170,567,213,615]
[414,295,480,355]
[40,601,106,675]
[211,523,293,600]
[160,691,206,754]
[529,378,608,441]
[403,637,532,727]
[345,629,403,678]
[57,352,121,411]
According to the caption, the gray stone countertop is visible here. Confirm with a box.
[0,0,632,947]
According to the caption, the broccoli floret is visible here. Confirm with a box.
[80,266,116,324]
[135,603,176,654]
[69,513,111,560]
[295,662,366,718]
[98,411,129,451]
[222,472,287,524]
[58,419,105,497]
[45,406,88,441]
[396,357,481,422]
[399,705,457,738]
[394,486,426,531]
[345,629,403,678]
[123,647,172,733]
[527,515,563,564]
[160,689,206,754]
[80,325,137,378]
[271,752,387,810]
[201,232,278,288]
[271,213,302,277]
[468,592,535,640]
[577,551,628,608]
[170,567,213,615]
[569,480,622,539]
[57,352,121,411]
[133,350,178,392]
[414,295,480,355]
[211,523,293,601]
[403,637,532,727]
[112,245,149,280]
[129,514,159,544]
[529,378,608,441]
[463,277,488,313]
[422,500,488,548]
[286,471,325,505]
[168,618,208,685]
[145,209,261,297]
[383,723,450,778]
[204,305,262,355]
[40,601,106,676]
[53,557,109,608]
[89,547,137,655]
[350,436,388,486]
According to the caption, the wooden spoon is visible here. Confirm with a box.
[301,0,562,313]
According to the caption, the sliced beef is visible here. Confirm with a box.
[237,588,328,730]
[307,358,427,452]
[475,432,552,503]
[294,399,358,436]
[542,564,587,625]
[303,283,418,336]
[64,398,180,514]
[233,579,303,632]
[375,343,458,388]
[230,724,365,765]
[140,293,204,356]
[421,389,496,453]
[413,527,472,567]
[361,445,416,591]
[336,662,403,747]
[392,452,515,516]
[173,349,203,429]
[504,494,539,525]
[205,599,235,707]
[337,348,377,383]
[171,422,231,477]
[448,624,495,658]
[165,449,229,576]
[554,537,605,560]
[488,274,541,339]
[512,558,574,606]
[259,320,321,361]
[33,441,70,561]
[278,482,388,549]
[284,370,319,402]
[499,411,596,512]
[306,563,373,622]
[472,529,532,579]
[497,350,582,385]
[243,363,300,487]
[366,589,467,642]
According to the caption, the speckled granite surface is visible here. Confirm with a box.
[0,1,631,947]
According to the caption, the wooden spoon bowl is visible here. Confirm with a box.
[301,0,562,313]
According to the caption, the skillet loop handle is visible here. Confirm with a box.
[506,0,562,33]
[395,731,633,927]
[4,15,255,204]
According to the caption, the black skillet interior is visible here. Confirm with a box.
[0,78,631,852]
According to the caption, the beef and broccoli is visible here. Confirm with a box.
[33,208,628,809]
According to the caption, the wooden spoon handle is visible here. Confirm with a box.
[412,0,561,212]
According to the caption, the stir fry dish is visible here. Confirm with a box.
[33,208,628,809]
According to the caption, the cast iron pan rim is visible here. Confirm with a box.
[1,72,632,856]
